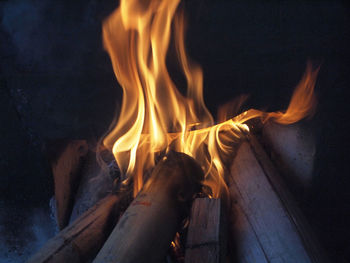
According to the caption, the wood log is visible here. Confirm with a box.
[262,121,316,189]
[50,140,89,229]
[228,183,269,263]
[248,134,327,262]
[227,137,327,263]
[27,194,121,263]
[184,198,226,263]
[93,151,204,263]
[69,148,115,224]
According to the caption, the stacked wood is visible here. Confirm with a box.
[184,198,226,263]
[49,140,89,229]
[227,136,326,263]
[27,194,122,263]
[33,130,326,263]
[93,151,204,263]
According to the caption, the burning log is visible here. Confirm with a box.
[48,140,89,229]
[27,194,122,263]
[184,198,226,263]
[227,136,326,263]
[93,151,204,263]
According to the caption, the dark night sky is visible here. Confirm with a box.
[0,0,350,262]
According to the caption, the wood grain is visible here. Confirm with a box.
[27,194,120,263]
[228,182,269,263]
[228,140,318,263]
[249,134,326,262]
[93,151,204,263]
[51,140,88,229]
[185,198,222,263]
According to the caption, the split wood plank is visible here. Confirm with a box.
[248,135,326,262]
[228,139,321,263]
[184,198,224,263]
[27,194,120,263]
[228,183,269,263]
[51,140,88,229]
[262,122,315,188]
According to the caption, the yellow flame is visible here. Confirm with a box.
[102,0,319,197]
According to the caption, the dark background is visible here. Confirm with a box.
[0,0,349,262]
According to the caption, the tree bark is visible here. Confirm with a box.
[93,151,204,263]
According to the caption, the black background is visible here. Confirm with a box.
[0,0,349,261]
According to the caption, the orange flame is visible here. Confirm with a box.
[102,0,319,197]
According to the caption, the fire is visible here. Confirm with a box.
[102,0,319,197]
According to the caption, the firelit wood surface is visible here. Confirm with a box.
[249,135,326,263]
[27,194,120,263]
[262,121,315,188]
[228,182,269,263]
[51,140,88,229]
[185,198,221,263]
[228,141,312,263]
[93,151,204,263]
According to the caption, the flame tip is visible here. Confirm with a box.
[102,0,319,197]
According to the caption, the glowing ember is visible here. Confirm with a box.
[101,0,319,197]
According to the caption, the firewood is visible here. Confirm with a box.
[50,140,89,229]
[227,137,327,263]
[27,194,121,263]
[69,148,115,224]
[262,121,316,189]
[93,151,204,263]
[227,184,269,263]
[184,198,226,263]
[248,134,326,262]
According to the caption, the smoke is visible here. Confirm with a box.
[0,202,57,262]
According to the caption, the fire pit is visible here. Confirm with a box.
[26,0,327,262]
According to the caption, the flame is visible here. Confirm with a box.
[102,0,319,197]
